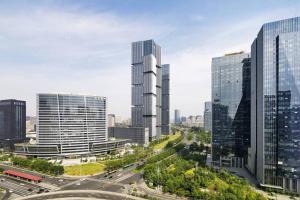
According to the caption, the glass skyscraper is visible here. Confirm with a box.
[249,17,300,192]
[162,64,170,134]
[211,52,251,166]
[204,101,212,133]
[0,99,26,146]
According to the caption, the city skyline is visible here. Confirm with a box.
[1,1,300,118]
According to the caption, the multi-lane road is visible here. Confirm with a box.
[0,137,185,200]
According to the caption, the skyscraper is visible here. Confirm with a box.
[162,64,170,134]
[248,17,300,192]
[204,101,212,132]
[174,109,181,125]
[0,99,26,146]
[131,39,162,141]
[211,52,251,167]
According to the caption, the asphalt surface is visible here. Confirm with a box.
[15,190,145,200]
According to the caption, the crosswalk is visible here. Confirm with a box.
[0,180,32,196]
[113,173,133,183]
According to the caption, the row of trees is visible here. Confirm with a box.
[105,133,184,171]
[11,157,64,175]
[105,148,152,171]
[149,136,170,147]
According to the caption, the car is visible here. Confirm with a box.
[27,188,33,192]
[0,179,4,182]
[20,183,25,186]
[9,190,13,193]
[45,190,49,193]
[58,179,64,182]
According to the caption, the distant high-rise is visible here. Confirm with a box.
[162,64,170,134]
[174,109,181,125]
[211,52,250,167]
[204,102,212,132]
[131,39,162,141]
[248,17,300,192]
[108,114,116,127]
[0,99,26,145]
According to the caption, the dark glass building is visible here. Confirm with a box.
[0,99,26,146]
[211,52,251,167]
[162,64,170,134]
[249,17,300,192]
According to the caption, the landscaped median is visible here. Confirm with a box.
[152,132,182,151]
[64,163,106,176]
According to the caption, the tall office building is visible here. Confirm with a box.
[15,93,127,157]
[204,101,212,132]
[174,109,181,125]
[37,93,107,155]
[248,17,300,192]
[131,39,162,141]
[0,99,26,145]
[211,52,251,167]
[162,64,170,134]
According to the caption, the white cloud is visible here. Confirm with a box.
[0,7,173,117]
[0,3,299,119]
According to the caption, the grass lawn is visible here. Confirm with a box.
[64,163,106,176]
[153,132,181,151]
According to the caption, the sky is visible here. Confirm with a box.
[0,0,300,118]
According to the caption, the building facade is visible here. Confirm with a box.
[15,93,127,157]
[108,114,116,127]
[211,52,251,167]
[0,99,26,146]
[204,101,212,132]
[108,127,149,146]
[162,64,170,134]
[248,17,300,192]
[174,109,181,125]
[131,39,162,141]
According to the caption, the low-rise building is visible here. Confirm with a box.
[108,127,149,146]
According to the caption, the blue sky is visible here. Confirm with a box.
[0,0,300,118]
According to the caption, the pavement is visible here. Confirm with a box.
[14,190,145,200]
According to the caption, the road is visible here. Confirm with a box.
[0,134,186,200]
[0,163,75,187]
[15,190,145,200]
